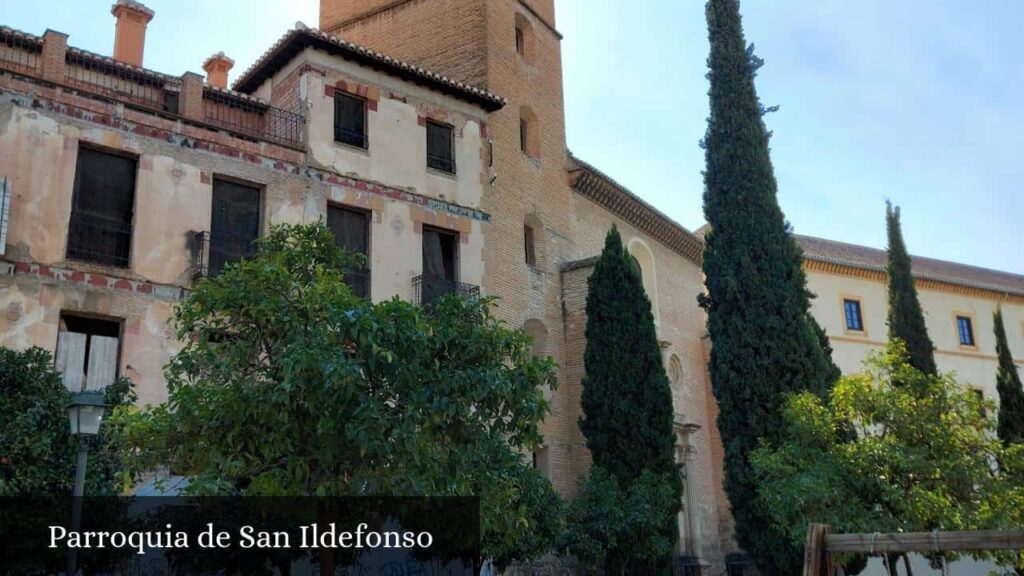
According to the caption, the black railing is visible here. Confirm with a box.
[203,89,305,150]
[725,553,761,576]
[427,153,456,175]
[675,555,702,576]
[0,27,42,76]
[65,50,179,114]
[343,267,370,299]
[208,230,257,277]
[334,127,368,149]
[412,274,479,307]
[66,211,132,268]
[190,230,210,279]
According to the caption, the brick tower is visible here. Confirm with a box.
[320,0,581,495]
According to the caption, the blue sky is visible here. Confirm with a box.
[3,1,1022,273]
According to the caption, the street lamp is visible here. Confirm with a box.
[66,391,110,576]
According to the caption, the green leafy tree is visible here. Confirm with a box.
[563,467,679,575]
[117,222,562,565]
[753,342,1024,575]
[699,0,838,571]
[885,202,937,375]
[0,346,135,496]
[995,308,1024,445]
[575,226,680,572]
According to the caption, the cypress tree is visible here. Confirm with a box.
[994,308,1024,445]
[700,0,837,572]
[578,226,680,570]
[885,202,937,375]
[580,226,678,484]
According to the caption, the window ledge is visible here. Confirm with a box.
[61,258,141,280]
[426,167,458,181]
[333,140,370,156]
[843,329,869,337]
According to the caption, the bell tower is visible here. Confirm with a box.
[321,0,577,495]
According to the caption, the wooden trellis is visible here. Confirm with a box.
[803,524,1024,576]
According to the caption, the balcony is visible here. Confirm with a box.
[66,211,132,268]
[412,275,480,307]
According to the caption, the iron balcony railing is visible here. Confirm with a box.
[427,153,456,175]
[412,274,479,307]
[0,27,42,76]
[203,89,305,149]
[66,210,132,268]
[344,267,370,299]
[208,230,258,277]
[334,127,368,150]
[190,230,210,279]
[65,49,180,115]
[675,555,702,576]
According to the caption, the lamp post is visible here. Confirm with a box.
[66,391,109,576]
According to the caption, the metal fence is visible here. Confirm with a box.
[66,210,132,268]
[203,89,305,149]
[412,274,480,307]
[0,27,41,76]
[65,49,179,114]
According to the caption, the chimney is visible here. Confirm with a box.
[111,0,154,67]
[202,52,235,90]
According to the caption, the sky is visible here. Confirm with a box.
[3,1,1022,274]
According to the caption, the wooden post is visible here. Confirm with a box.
[804,523,831,576]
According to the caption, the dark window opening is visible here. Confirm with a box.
[973,389,987,419]
[334,92,367,149]
[56,313,121,392]
[515,27,525,55]
[524,224,536,266]
[957,315,976,346]
[844,299,864,332]
[67,147,136,267]
[426,121,455,174]
[210,179,261,276]
[420,226,459,304]
[327,204,371,298]
[520,118,529,154]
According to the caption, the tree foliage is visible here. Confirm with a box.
[117,222,562,563]
[574,226,680,572]
[995,308,1024,445]
[699,0,838,572]
[752,342,1024,573]
[563,467,679,575]
[885,202,937,376]
[0,346,135,496]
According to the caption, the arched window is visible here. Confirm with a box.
[669,354,684,386]
[627,238,659,324]
[514,12,535,62]
[519,106,539,158]
[523,213,543,268]
[523,318,548,358]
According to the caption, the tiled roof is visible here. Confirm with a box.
[568,153,704,264]
[796,234,1024,297]
[231,24,506,112]
[696,222,1024,297]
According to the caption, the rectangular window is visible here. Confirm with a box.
[973,389,987,419]
[515,27,525,55]
[532,446,550,479]
[957,315,976,346]
[55,314,120,392]
[520,118,529,153]
[426,120,456,174]
[420,226,458,305]
[843,298,864,332]
[67,147,136,267]
[524,224,536,266]
[327,204,370,298]
[334,92,367,149]
[209,178,261,276]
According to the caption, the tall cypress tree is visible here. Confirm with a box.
[994,308,1024,445]
[885,202,937,375]
[700,0,837,573]
[580,226,678,484]
[578,226,680,571]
